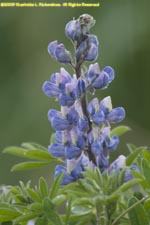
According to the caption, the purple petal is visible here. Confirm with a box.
[92,110,105,125]
[65,20,81,41]
[107,107,126,123]
[51,116,71,131]
[59,93,75,107]
[55,44,72,64]
[49,143,65,158]
[75,41,87,60]
[107,135,119,151]
[93,71,109,89]
[108,155,126,173]
[42,81,60,97]
[87,98,99,116]
[91,140,103,156]
[85,43,98,61]
[48,109,61,121]
[78,116,89,132]
[77,78,86,97]
[48,41,58,58]
[65,144,82,159]
[103,66,115,82]
[99,96,112,115]
[88,34,99,46]
[86,63,100,83]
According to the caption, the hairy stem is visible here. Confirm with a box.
[96,204,108,225]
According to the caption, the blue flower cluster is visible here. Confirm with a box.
[43,14,126,185]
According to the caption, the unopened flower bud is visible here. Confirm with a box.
[65,20,81,42]
[55,44,72,64]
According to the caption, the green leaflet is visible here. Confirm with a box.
[49,173,63,199]
[128,197,149,225]
[26,188,42,203]
[39,177,49,198]
[142,158,150,189]
[21,142,48,151]
[110,125,131,137]
[3,146,61,161]
[3,145,63,172]
[126,147,144,166]
[11,161,51,171]
[0,207,21,222]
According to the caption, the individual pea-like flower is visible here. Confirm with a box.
[59,83,77,107]
[48,106,78,131]
[107,155,126,173]
[49,129,85,160]
[48,41,72,64]
[87,98,105,126]
[42,68,72,97]
[92,71,110,89]
[99,96,126,123]
[87,127,119,171]
[86,64,114,91]
[108,156,139,185]
[55,153,95,185]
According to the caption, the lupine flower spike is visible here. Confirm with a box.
[43,14,126,185]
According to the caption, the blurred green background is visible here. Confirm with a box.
[0,0,150,186]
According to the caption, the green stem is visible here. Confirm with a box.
[111,195,149,225]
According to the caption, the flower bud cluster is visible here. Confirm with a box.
[43,14,126,185]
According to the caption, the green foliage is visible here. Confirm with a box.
[1,142,150,225]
